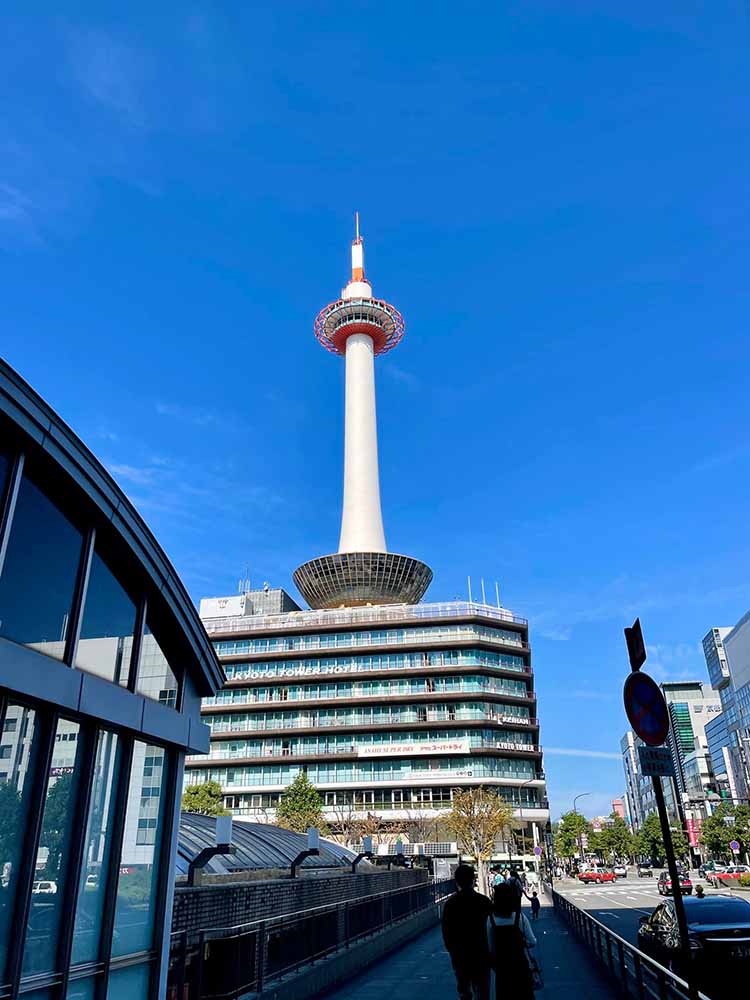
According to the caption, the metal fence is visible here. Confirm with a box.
[168,878,454,1000]
[553,891,710,1000]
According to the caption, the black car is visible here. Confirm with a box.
[637,863,653,878]
[638,896,750,995]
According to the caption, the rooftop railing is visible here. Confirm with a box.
[202,600,528,637]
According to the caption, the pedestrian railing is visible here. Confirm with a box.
[552,891,710,1000]
[168,878,454,1000]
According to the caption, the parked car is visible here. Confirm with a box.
[710,865,750,887]
[31,880,57,895]
[637,863,653,877]
[699,861,727,879]
[613,864,628,878]
[657,871,693,895]
[578,869,617,885]
[638,895,750,996]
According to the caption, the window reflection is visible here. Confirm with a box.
[23,719,82,975]
[66,977,97,1000]
[0,473,83,661]
[0,704,37,979]
[136,620,179,709]
[71,730,120,965]
[111,743,167,957]
[0,451,9,505]
[76,547,137,687]
[107,962,151,1000]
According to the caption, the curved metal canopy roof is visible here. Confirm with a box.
[176,813,358,875]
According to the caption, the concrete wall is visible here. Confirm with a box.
[172,868,428,938]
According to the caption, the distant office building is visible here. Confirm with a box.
[661,681,722,801]
[0,361,221,1000]
[185,223,549,855]
[704,711,738,800]
[621,730,653,831]
[611,798,626,821]
[702,626,750,801]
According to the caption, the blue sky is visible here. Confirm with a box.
[3,3,749,819]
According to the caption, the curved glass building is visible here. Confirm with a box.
[0,361,222,1000]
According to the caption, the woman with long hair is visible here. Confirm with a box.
[487,882,537,999]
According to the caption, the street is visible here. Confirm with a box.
[553,870,734,946]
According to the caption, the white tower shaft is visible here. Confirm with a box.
[338,333,387,553]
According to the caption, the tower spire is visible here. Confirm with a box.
[351,212,365,284]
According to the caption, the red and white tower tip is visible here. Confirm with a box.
[294,218,432,610]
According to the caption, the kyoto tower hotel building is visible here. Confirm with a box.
[185,222,548,850]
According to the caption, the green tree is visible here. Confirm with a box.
[39,774,73,879]
[600,814,635,861]
[446,787,514,895]
[276,772,325,833]
[699,803,750,860]
[0,781,22,868]
[181,780,229,816]
[554,811,592,859]
[635,812,688,864]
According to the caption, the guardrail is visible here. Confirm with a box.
[553,891,709,1000]
[168,878,454,1000]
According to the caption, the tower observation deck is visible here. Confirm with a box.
[294,218,432,609]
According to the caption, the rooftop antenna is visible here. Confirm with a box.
[481,578,487,605]
[495,581,501,608]
[355,210,360,241]
[238,565,251,595]
[467,576,473,603]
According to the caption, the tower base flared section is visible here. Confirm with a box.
[293,552,433,610]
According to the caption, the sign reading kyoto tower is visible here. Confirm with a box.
[294,218,433,609]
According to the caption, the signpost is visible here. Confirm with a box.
[624,618,697,1000]
[730,839,740,855]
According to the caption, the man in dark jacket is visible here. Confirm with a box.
[441,864,492,1000]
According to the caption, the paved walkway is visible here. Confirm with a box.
[321,894,616,999]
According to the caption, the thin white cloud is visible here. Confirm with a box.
[107,462,156,486]
[544,747,621,760]
[67,27,147,127]
[155,401,244,431]
[385,364,421,389]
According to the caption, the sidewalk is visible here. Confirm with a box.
[321,892,616,999]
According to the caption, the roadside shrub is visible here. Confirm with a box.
[738,873,750,888]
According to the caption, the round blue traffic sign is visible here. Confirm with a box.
[623,670,670,746]
[730,840,740,852]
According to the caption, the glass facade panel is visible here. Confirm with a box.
[0,704,38,979]
[111,743,167,957]
[136,622,179,709]
[76,547,137,687]
[0,451,9,502]
[0,473,83,661]
[106,962,151,1000]
[71,730,121,965]
[23,719,83,976]
[66,976,98,1000]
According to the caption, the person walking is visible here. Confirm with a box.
[442,864,493,1000]
[530,891,540,920]
[488,882,537,1000]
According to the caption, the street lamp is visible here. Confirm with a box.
[573,793,591,865]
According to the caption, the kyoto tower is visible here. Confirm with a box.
[294,217,433,609]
